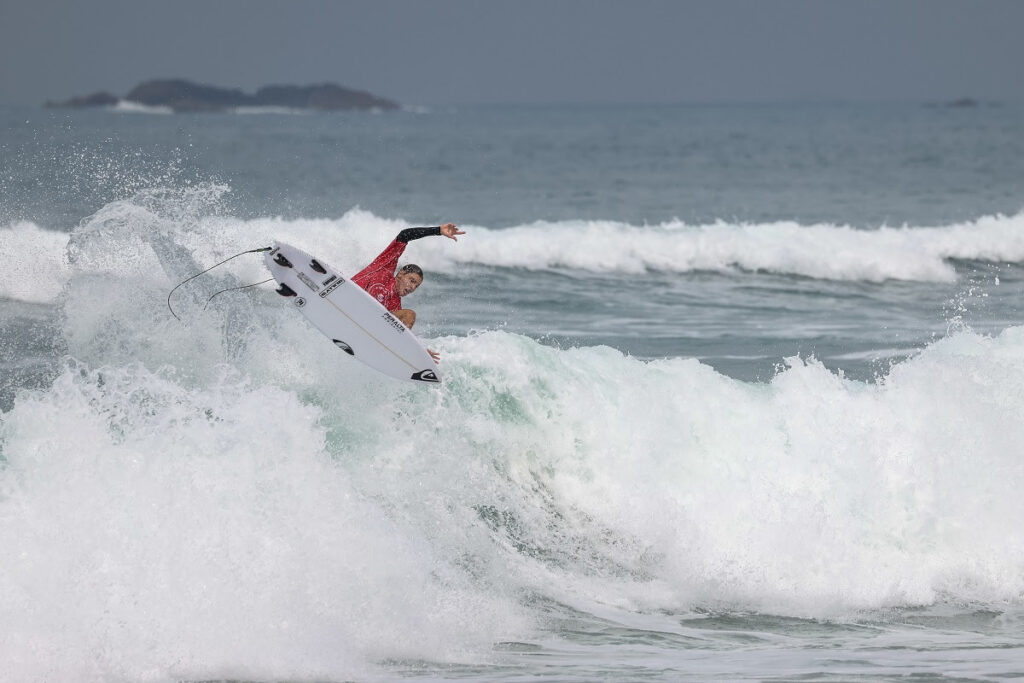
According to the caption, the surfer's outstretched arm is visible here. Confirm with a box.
[396,223,464,243]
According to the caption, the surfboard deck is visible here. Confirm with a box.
[265,241,440,384]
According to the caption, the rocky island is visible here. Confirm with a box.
[47,78,399,112]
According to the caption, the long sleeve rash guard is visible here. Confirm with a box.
[352,227,441,311]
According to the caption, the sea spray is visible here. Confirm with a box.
[0,221,72,303]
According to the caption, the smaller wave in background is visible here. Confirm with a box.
[196,207,1024,284]
[440,213,1024,282]
[6,197,1024,306]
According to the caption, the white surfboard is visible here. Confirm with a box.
[265,241,440,384]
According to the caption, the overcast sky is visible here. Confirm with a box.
[1,0,1022,106]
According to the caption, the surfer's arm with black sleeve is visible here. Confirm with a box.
[353,223,465,292]
[397,223,464,243]
[397,227,442,242]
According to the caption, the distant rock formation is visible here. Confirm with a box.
[125,79,252,112]
[47,79,399,112]
[253,83,397,110]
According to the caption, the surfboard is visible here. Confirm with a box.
[265,241,440,384]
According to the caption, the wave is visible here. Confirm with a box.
[3,184,1024,681]
[198,208,1024,283]
[3,324,1024,679]
[444,214,1024,282]
[6,189,1024,308]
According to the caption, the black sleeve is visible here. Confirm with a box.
[396,226,442,243]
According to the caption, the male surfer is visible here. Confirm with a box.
[353,222,464,361]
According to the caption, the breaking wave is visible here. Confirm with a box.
[3,184,1024,681]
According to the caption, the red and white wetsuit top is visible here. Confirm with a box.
[352,227,441,311]
[353,239,406,311]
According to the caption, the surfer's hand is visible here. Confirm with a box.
[440,223,464,241]
[428,348,441,363]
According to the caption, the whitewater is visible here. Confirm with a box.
[3,102,1024,680]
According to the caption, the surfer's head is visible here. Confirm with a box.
[395,264,424,296]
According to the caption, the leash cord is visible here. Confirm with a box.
[167,246,272,321]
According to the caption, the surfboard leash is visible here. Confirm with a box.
[167,246,273,321]
[204,278,275,307]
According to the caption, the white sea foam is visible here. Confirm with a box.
[0,361,526,682]
[429,328,1024,614]
[3,325,1024,680]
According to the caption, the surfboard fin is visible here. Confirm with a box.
[273,253,294,268]
[332,339,355,355]
[275,283,297,297]
[310,259,327,274]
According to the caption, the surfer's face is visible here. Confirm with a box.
[395,271,423,297]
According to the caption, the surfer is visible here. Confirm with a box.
[353,222,465,361]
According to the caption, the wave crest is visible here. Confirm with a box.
[6,195,1024,305]
[435,213,1024,281]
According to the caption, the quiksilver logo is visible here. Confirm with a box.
[412,369,440,383]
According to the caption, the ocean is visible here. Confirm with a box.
[2,101,1024,681]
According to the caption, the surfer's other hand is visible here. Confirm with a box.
[428,348,441,363]
[440,223,464,241]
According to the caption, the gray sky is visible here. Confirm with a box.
[1,0,1022,106]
